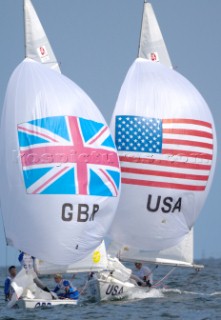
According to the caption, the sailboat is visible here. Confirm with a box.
[87,1,217,301]
[0,0,120,308]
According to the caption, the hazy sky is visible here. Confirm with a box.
[0,0,220,266]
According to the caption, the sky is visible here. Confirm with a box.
[0,0,220,266]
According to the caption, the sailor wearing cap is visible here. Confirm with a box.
[53,274,79,300]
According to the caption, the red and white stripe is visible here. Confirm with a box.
[120,118,213,191]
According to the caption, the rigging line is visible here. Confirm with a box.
[0,204,8,275]
[184,267,202,287]
[4,245,8,278]
[152,267,176,288]
[148,264,158,276]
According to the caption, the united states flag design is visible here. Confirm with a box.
[17,115,120,196]
[115,115,213,191]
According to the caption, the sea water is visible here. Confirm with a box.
[0,258,221,320]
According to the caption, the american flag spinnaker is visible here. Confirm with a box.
[109,57,216,252]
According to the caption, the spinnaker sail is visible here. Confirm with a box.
[0,58,120,265]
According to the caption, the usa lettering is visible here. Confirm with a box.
[106,284,124,296]
[147,194,182,213]
[61,203,99,222]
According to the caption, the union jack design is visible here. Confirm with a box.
[18,116,120,196]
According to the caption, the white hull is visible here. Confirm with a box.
[16,298,78,309]
[87,275,150,302]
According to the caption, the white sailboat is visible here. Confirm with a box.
[0,0,121,308]
[87,1,217,301]
[14,241,109,309]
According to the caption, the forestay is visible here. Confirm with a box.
[108,57,216,252]
[0,58,121,265]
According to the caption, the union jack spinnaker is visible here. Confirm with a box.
[0,58,121,265]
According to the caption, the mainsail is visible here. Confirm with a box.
[109,229,194,268]
[108,2,216,262]
[35,241,108,274]
[138,1,172,67]
[24,0,60,72]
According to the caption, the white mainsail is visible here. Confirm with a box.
[35,241,108,274]
[108,2,216,264]
[109,229,194,268]
[138,1,172,67]
[24,0,60,72]
[0,58,120,266]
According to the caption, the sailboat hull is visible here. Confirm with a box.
[16,298,78,309]
[87,275,149,301]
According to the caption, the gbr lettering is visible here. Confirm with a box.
[61,203,99,222]
[35,302,52,307]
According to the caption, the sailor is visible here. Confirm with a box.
[18,251,50,292]
[4,265,17,301]
[53,274,79,300]
[132,262,153,287]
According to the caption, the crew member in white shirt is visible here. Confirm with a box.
[132,262,153,287]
